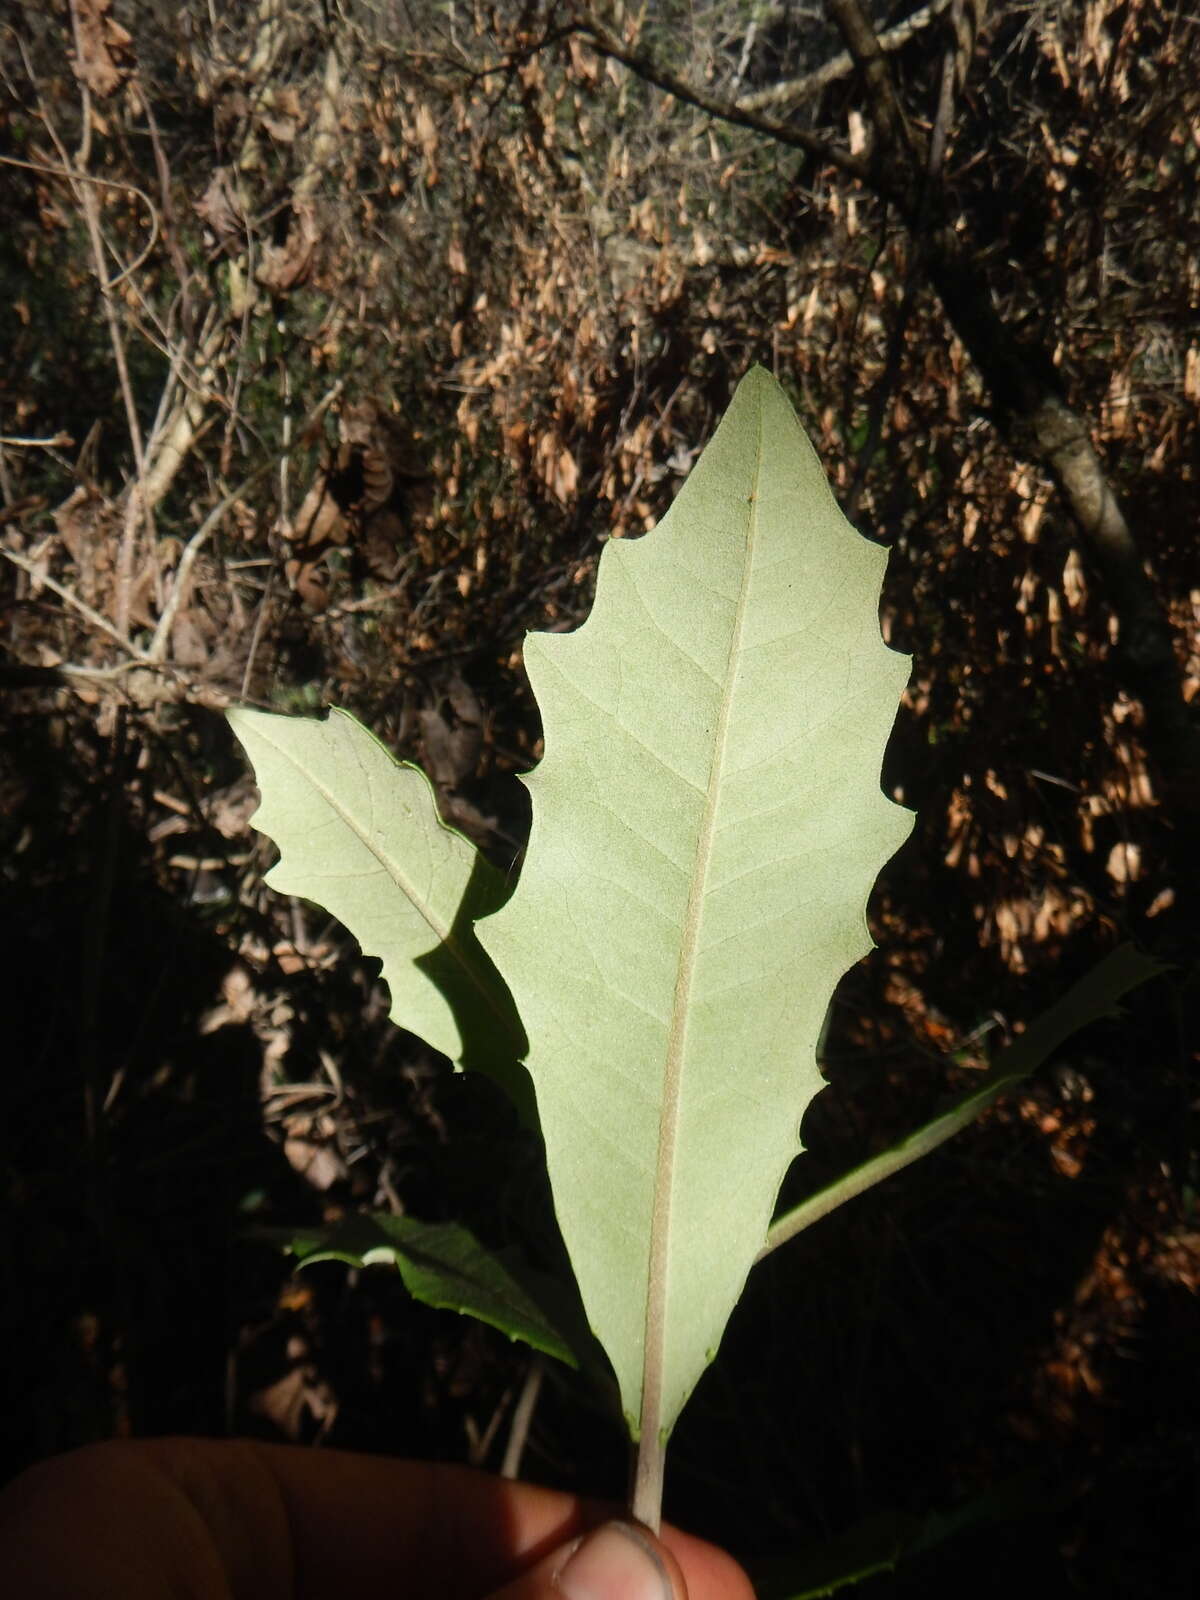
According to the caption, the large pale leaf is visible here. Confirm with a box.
[477,367,912,1469]
[227,707,525,1095]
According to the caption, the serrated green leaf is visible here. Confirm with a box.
[265,1213,581,1366]
[227,707,526,1100]
[761,942,1166,1255]
[477,367,912,1479]
[754,1469,1063,1598]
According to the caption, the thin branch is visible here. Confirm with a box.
[0,432,75,449]
[570,17,869,181]
[0,154,161,287]
[3,131,231,525]
[141,94,195,327]
[147,381,345,661]
[239,559,276,701]
[140,316,231,514]
[462,15,870,182]
[5,387,341,670]
[927,5,961,183]
[24,73,240,524]
[11,659,157,685]
[1,547,148,657]
[144,482,261,665]
[737,0,954,114]
[844,12,960,519]
[499,1356,544,1481]
[826,0,919,174]
[59,4,153,637]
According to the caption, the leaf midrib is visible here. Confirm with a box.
[639,396,765,1443]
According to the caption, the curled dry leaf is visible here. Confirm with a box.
[290,473,346,551]
[53,486,115,607]
[289,417,366,554]
[413,102,439,178]
[260,112,299,144]
[70,0,134,100]
[418,676,484,794]
[255,200,319,293]
[248,1360,338,1442]
[282,1134,346,1192]
[198,964,257,1034]
[285,556,331,611]
[171,610,210,668]
[194,167,246,253]
[207,780,260,840]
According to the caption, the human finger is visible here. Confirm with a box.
[484,1519,687,1600]
[0,1437,755,1600]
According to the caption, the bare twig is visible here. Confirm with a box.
[55,4,153,637]
[465,15,869,181]
[147,381,345,661]
[575,16,868,179]
[927,6,960,183]
[4,384,341,670]
[141,95,194,327]
[20,19,232,620]
[0,432,75,449]
[239,561,277,702]
[53,660,159,684]
[826,0,918,175]
[844,12,961,519]
[499,1356,544,1481]
[45,16,248,534]
[140,315,231,513]
[278,361,293,525]
[0,154,161,287]
[1,546,147,657]
[737,0,954,113]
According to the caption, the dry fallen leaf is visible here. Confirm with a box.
[255,200,319,293]
[70,0,134,99]
[194,167,246,251]
[248,1362,337,1441]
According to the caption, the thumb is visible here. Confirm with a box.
[487,1520,686,1600]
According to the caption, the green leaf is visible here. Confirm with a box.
[760,942,1165,1256]
[477,367,912,1499]
[227,707,527,1101]
[265,1212,580,1367]
[753,1470,1065,1598]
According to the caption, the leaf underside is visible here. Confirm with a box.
[478,367,913,1444]
[227,707,526,1099]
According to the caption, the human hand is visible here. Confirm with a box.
[0,1437,755,1599]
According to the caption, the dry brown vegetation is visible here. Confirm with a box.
[2,1,1197,1590]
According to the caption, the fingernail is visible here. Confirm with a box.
[556,1522,674,1600]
